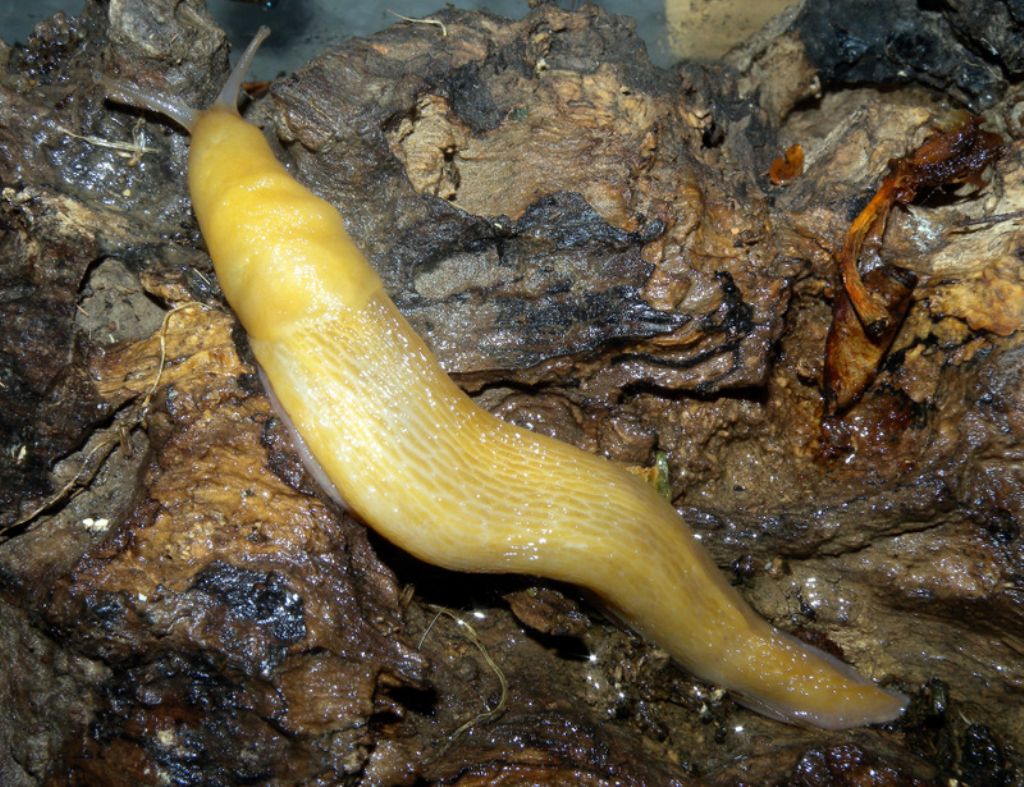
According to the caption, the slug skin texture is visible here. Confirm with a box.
[128,28,909,730]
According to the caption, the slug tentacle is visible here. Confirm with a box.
[214,25,270,112]
[103,76,199,132]
[112,27,909,731]
[103,25,269,131]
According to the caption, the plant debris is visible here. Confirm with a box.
[823,116,1003,417]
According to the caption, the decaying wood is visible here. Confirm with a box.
[1,0,1023,784]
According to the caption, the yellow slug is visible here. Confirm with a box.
[109,27,907,730]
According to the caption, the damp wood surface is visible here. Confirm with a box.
[1,0,1023,784]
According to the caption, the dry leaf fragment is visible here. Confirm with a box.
[823,117,1002,419]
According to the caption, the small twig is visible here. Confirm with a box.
[957,209,1024,227]
[141,302,210,415]
[3,302,210,537]
[6,433,121,531]
[387,9,448,37]
[417,608,444,650]
[56,124,157,158]
[421,604,508,753]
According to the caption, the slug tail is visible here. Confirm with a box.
[214,26,271,112]
[730,628,909,730]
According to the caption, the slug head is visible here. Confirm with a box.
[104,26,270,133]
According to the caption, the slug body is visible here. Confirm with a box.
[114,29,907,730]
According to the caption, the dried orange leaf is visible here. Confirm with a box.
[823,117,1001,417]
